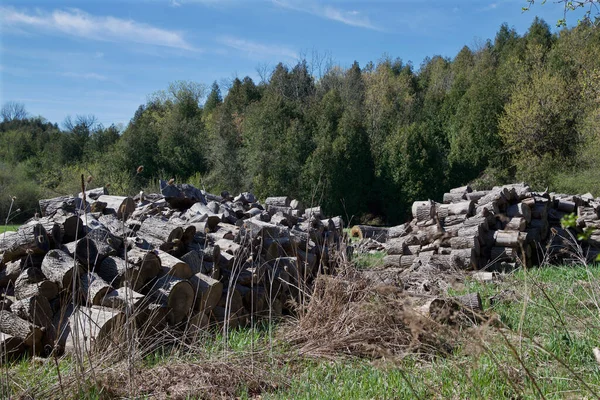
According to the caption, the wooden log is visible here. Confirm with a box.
[448,236,480,254]
[454,292,483,312]
[26,218,62,249]
[156,251,192,279]
[0,310,43,348]
[303,206,322,219]
[0,224,49,263]
[400,255,417,269]
[476,201,499,216]
[148,275,194,324]
[463,216,490,231]
[382,255,401,268]
[493,230,522,248]
[11,295,54,345]
[97,254,157,292]
[450,185,472,194]
[62,306,125,354]
[63,237,99,268]
[0,260,22,287]
[490,246,518,262]
[451,249,478,269]
[466,191,488,202]
[14,268,59,301]
[189,272,223,313]
[79,187,108,201]
[349,225,388,242]
[556,199,576,213]
[96,195,135,220]
[41,249,84,291]
[53,214,84,244]
[265,196,291,207]
[442,215,468,226]
[0,333,26,362]
[100,287,145,311]
[39,195,86,217]
[443,193,466,204]
[443,201,474,217]
[505,217,526,231]
[507,203,531,224]
[81,272,113,305]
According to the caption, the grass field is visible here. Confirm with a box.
[0,224,19,233]
[3,258,600,399]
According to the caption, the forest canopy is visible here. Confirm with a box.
[2,19,600,224]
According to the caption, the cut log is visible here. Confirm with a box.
[448,236,480,254]
[349,225,388,242]
[41,249,84,291]
[189,272,223,313]
[148,276,194,324]
[400,255,417,269]
[39,195,86,217]
[507,203,531,224]
[443,193,466,204]
[156,251,192,279]
[11,295,54,344]
[303,206,322,219]
[454,292,483,312]
[450,185,472,194]
[490,246,518,262]
[14,268,59,301]
[100,286,146,311]
[62,306,125,354]
[0,224,49,263]
[412,201,434,221]
[0,333,26,362]
[96,195,135,220]
[79,187,108,201]
[81,272,113,305]
[505,217,526,231]
[466,191,488,202]
[451,249,478,269]
[53,214,84,243]
[493,230,522,248]
[382,255,401,268]
[0,310,43,348]
[265,196,291,207]
[0,260,22,287]
[442,201,474,217]
[63,237,99,268]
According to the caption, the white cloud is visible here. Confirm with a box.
[273,0,380,30]
[0,7,196,50]
[217,36,298,60]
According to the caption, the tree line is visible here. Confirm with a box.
[2,18,599,224]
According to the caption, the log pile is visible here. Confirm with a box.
[379,183,600,272]
[0,182,344,362]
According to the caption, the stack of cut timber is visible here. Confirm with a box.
[383,183,600,272]
[0,184,343,362]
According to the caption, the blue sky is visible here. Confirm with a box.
[0,0,576,127]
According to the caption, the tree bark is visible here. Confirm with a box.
[14,268,59,301]
[0,310,43,348]
[96,195,135,220]
[156,251,192,279]
[0,224,49,263]
[41,249,84,291]
[62,306,125,354]
[81,272,113,306]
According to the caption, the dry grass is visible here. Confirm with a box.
[282,271,457,360]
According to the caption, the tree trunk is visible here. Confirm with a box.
[0,224,49,263]
[41,249,84,291]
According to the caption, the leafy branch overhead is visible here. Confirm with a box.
[524,0,600,26]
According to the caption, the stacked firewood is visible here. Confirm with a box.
[0,182,344,362]
[369,183,600,271]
